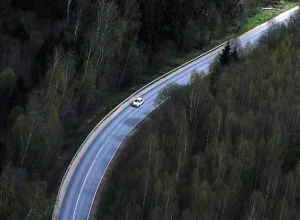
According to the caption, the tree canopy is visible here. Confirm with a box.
[0,0,299,219]
[98,12,300,220]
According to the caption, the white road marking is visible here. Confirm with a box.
[72,33,253,218]
[86,91,169,218]
[67,6,300,219]
[72,90,163,219]
[85,63,210,218]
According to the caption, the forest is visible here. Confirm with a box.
[0,0,298,219]
[98,12,300,220]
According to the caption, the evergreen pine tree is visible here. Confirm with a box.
[219,42,231,66]
[230,45,239,61]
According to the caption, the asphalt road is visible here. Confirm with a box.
[59,7,298,220]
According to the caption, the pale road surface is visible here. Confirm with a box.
[58,7,299,220]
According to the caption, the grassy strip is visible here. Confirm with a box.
[78,2,299,147]
[165,1,298,72]
[104,2,298,111]
[238,1,298,33]
[75,2,299,160]
[56,3,299,216]
[89,2,300,218]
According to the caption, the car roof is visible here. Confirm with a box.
[136,97,143,101]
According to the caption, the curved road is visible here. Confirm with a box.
[58,7,298,220]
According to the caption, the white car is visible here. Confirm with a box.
[132,97,144,107]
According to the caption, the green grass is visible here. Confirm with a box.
[88,1,300,217]
[74,1,299,161]
[239,1,298,33]
[163,1,298,77]
[101,2,298,123]
[59,2,300,211]
[99,1,298,121]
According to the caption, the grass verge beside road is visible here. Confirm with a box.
[238,1,298,33]
[164,1,298,74]
[56,3,299,218]
[76,2,299,164]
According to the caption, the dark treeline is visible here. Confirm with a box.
[0,0,297,219]
[98,12,300,220]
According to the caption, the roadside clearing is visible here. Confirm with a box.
[52,6,299,220]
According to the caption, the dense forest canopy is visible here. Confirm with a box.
[98,12,300,220]
[0,0,298,219]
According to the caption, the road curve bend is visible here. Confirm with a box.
[54,6,299,220]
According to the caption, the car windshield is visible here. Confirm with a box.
[135,99,142,103]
